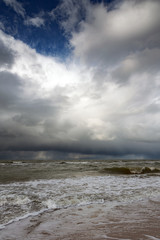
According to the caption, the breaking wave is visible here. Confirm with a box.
[100,167,160,175]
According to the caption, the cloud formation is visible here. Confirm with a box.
[0,39,15,67]
[2,0,46,29]
[24,16,45,28]
[50,0,91,35]
[0,0,160,159]
[3,0,25,17]
[71,0,160,67]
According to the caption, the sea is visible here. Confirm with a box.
[0,159,160,230]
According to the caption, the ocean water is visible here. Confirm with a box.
[0,159,160,229]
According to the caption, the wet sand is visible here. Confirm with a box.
[1,200,160,240]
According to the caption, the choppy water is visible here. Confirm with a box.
[0,159,160,229]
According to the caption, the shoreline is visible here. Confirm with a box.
[1,200,160,240]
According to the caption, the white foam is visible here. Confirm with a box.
[145,235,160,240]
[0,208,49,230]
[103,235,131,240]
[0,194,31,205]
[44,199,57,209]
[1,174,160,230]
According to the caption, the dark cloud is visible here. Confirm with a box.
[1,135,160,159]
[112,48,160,83]
[0,39,15,67]
[0,71,21,108]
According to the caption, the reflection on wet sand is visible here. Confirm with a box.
[1,199,160,240]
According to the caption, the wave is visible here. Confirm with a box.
[100,167,160,175]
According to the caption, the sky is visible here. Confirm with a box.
[0,0,160,160]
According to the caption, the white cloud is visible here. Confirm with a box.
[71,0,160,67]
[24,16,45,28]
[3,0,25,18]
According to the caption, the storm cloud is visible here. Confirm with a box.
[0,38,15,68]
[0,0,160,159]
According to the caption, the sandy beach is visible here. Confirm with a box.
[1,199,160,240]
